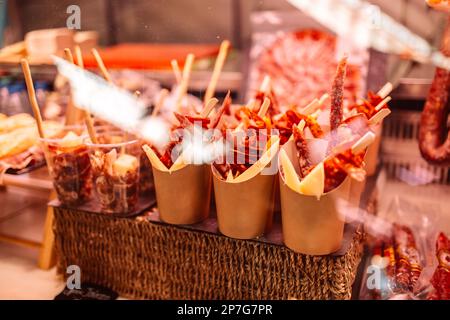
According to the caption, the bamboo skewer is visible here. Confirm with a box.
[171,59,182,84]
[74,45,84,70]
[63,48,78,125]
[91,48,112,83]
[203,40,230,104]
[369,108,391,126]
[152,88,169,117]
[200,97,219,118]
[259,75,271,94]
[175,53,195,112]
[257,97,271,118]
[69,46,98,144]
[20,59,45,139]
[375,96,392,111]
[377,82,393,99]
[351,131,376,154]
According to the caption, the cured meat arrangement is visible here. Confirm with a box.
[253,30,362,110]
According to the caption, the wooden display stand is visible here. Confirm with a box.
[0,167,56,270]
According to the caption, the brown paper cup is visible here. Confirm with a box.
[213,168,276,239]
[278,140,350,255]
[365,123,382,176]
[152,164,212,225]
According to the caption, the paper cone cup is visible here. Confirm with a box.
[278,140,349,255]
[152,164,212,225]
[213,169,276,239]
[365,123,382,176]
[212,136,279,239]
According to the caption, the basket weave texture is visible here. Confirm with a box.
[53,207,364,300]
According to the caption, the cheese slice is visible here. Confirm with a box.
[298,162,325,199]
[233,136,280,183]
[142,144,168,172]
[279,149,301,192]
[113,153,138,176]
[59,131,83,148]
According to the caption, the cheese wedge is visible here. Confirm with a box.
[369,108,391,126]
[279,149,301,192]
[142,144,169,172]
[59,131,83,148]
[113,153,138,176]
[233,135,280,183]
[298,162,325,199]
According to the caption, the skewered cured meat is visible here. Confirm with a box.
[428,232,450,300]
[254,30,361,109]
[330,56,348,133]
[152,94,231,170]
[323,148,365,193]
[328,56,348,152]
[274,109,324,145]
[419,16,450,165]
[213,104,273,179]
[393,224,422,292]
[351,91,387,119]
[293,124,313,178]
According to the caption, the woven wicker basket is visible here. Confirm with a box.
[53,205,364,300]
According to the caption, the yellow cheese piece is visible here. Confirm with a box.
[113,153,138,176]
[298,162,325,199]
[279,149,301,192]
[59,131,83,148]
[233,135,280,183]
[142,144,169,172]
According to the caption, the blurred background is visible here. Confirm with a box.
[0,0,449,299]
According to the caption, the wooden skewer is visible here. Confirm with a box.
[71,46,98,144]
[171,59,182,84]
[200,97,219,118]
[259,75,271,93]
[74,45,84,70]
[375,96,391,111]
[63,48,78,125]
[91,48,112,83]
[300,98,319,115]
[318,93,329,106]
[257,97,271,117]
[175,53,195,112]
[203,40,230,104]
[20,59,45,138]
[152,88,169,117]
[369,108,391,125]
[301,93,329,115]
[351,131,376,154]
[377,82,393,99]
[64,48,74,64]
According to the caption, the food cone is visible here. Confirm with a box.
[278,140,350,255]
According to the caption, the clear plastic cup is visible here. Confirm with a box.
[86,133,141,214]
[39,126,91,206]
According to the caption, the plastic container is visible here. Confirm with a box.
[40,126,91,206]
[86,133,141,214]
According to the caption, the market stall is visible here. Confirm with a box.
[0,0,448,301]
